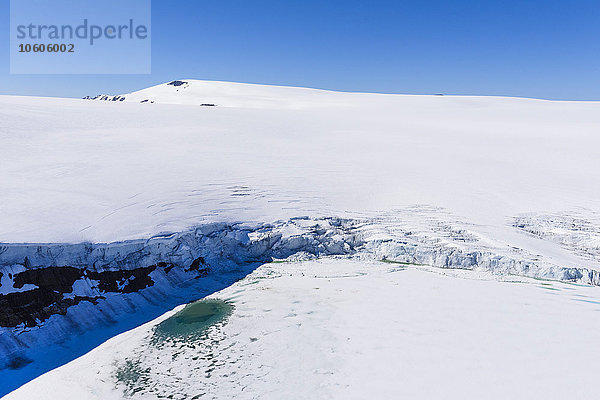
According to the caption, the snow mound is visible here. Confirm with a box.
[85,79,353,109]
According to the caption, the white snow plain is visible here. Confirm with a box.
[6,258,600,400]
[1,80,600,251]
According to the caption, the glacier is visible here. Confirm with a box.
[1,80,600,398]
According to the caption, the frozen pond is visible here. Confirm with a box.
[154,299,234,341]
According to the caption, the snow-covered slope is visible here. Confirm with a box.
[1,80,600,396]
[85,79,353,108]
[3,80,600,247]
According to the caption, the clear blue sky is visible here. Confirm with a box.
[1,0,599,100]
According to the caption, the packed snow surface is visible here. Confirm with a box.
[6,259,600,400]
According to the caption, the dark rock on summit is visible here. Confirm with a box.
[167,80,188,87]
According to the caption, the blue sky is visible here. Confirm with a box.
[1,0,599,100]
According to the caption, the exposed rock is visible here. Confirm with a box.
[13,266,83,293]
[0,288,102,328]
[87,265,157,294]
[167,80,188,87]
[0,263,177,328]
[83,94,125,101]
[185,257,209,277]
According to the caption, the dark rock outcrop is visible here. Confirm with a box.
[13,266,83,293]
[0,258,212,328]
[0,288,102,328]
[87,265,157,294]
[167,80,188,87]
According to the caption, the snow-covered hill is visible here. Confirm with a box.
[85,79,352,109]
[3,80,599,246]
[1,80,600,396]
